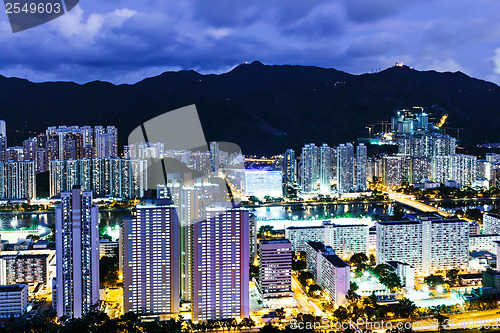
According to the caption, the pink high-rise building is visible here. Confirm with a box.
[192,206,250,322]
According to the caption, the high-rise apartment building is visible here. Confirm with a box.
[49,158,147,198]
[336,143,355,193]
[356,143,367,191]
[0,284,28,319]
[170,180,222,302]
[319,144,332,194]
[55,186,99,318]
[300,143,318,193]
[430,154,477,187]
[0,254,51,292]
[123,199,180,316]
[192,206,249,322]
[258,239,293,299]
[0,161,36,200]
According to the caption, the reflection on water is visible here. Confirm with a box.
[4,199,496,231]
[249,202,395,222]
[428,199,500,215]
[0,209,134,230]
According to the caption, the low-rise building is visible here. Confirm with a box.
[469,234,500,253]
[0,284,28,318]
[285,226,324,252]
[377,214,469,275]
[258,239,293,299]
[99,240,119,258]
[323,223,369,260]
[386,261,415,290]
[0,254,52,293]
[484,213,500,235]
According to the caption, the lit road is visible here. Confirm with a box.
[291,275,324,316]
[387,192,452,217]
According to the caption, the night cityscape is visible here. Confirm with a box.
[2,1,500,332]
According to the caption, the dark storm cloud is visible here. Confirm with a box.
[0,0,500,84]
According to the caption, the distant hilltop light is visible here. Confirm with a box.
[394,62,413,69]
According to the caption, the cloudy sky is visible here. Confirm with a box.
[1,0,500,84]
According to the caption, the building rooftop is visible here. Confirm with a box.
[138,198,174,208]
[0,284,27,293]
[323,253,349,268]
[486,213,500,219]
[458,273,483,280]
[470,250,496,259]
[386,261,413,268]
[260,239,291,245]
[306,241,326,251]
[327,224,368,228]
[483,270,500,277]
[471,234,500,238]
[377,221,420,225]
[287,226,323,230]
[0,254,49,260]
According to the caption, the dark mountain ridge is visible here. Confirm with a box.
[0,61,499,155]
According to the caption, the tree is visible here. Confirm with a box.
[100,255,119,287]
[239,318,255,331]
[333,306,349,322]
[434,313,449,332]
[446,269,459,286]
[346,289,361,303]
[369,254,376,266]
[258,225,274,238]
[424,274,445,287]
[372,264,401,292]
[394,298,417,319]
[275,308,285,320]
[307,284,322,297]
[349,253,369,274]
[297,271,314,287]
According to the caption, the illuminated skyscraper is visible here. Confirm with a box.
[23,138,37,162]
[0,161,36,199]
[300,144,318,193]
[175,181,221,302]
[192,206,250,322]
[285,149,296,183]
[55,186,99,318]
[0,120,5,138]
[209,141,220,172]
[123,199,180,316]
[336,143,355,193]
[319,144,332,194]
[356,143,367,191]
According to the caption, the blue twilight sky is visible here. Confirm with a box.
[1,0,500,84]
